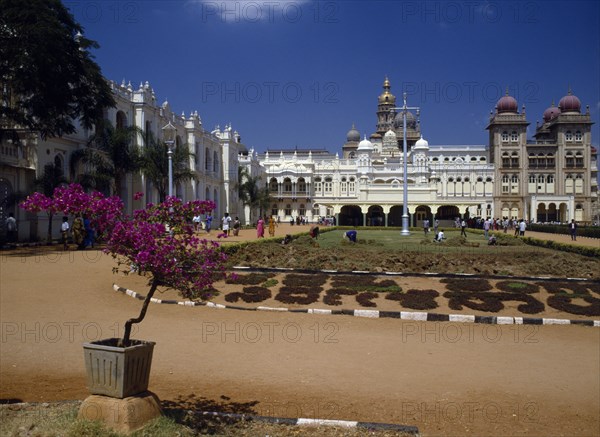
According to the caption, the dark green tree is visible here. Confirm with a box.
[140,134,196,202]
[70,120,142,196]
[0,0,115,139]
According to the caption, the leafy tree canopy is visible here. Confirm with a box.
[0,0,115,139]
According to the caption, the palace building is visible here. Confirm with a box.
[1,77,597,242]
[259,78,597,226]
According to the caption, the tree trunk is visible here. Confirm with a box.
[120,278,159,347]
[46,213,53,244]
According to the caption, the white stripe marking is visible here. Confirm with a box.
[297,418,358,428]
[449,314,475,323]
[401,311,428,321]
[354,310,380,318]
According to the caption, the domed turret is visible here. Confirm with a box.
[346,123,360,142]
[393,111,416,129]
[357,135,374,151]
[378,76,396,105]
[414,135,429,150]
[558,89,581,113]
[543,102,561,122]
[383,129,397,141]
[496,90,518,114]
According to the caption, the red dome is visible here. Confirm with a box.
[543,103,561,122]
[497,93,518,113]
[558,90,581,113]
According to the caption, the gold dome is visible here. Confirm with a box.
[378,76,396,104]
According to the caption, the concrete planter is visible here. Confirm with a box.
[83,338,155,399]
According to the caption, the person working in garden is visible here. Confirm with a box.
[344,229,357,243]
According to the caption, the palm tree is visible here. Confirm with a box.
[34,162,67,243]
[139,133,196,201]
[70,120,142,196]
[237,167,271,223]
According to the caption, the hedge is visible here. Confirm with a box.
[528,223,600,239]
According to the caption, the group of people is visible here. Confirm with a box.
[256,216,277,238]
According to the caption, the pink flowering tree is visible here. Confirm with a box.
[20,191,58,243]
[20,184,124,242]
[23,186,229,347]
[106,196,224,346]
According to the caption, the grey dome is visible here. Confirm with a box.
[393,111,416,129]
[346,123,360,142]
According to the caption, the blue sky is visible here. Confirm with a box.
[66,0,600,153]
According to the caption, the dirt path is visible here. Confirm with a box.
[1,249,599,436]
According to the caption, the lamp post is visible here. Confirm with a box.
[391,92,421,236]
[162,122,176,198]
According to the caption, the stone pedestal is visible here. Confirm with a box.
[78,391,162,434]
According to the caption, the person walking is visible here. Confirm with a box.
[83,215,95,248]
[433,218,439,235]
[221,212,232,236]
[483,218,490,240]
[257,216,265,238]
[519,219,527,237]
[72,215,85,250]
[5,212,17,244]
[232,217,241,236]
[61,216,70,250]
[423,218,430,236]
[569,219,577,241]
[460,219,467,238]
[268,216,276,237]
[205,213,213,234]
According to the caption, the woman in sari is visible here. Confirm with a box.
[256,217,265,238]
[268,216,276,237]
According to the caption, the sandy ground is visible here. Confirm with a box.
[1,230,599,436]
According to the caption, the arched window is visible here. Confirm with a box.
[501,175,510,193]
[565,174,574,194]
[116,111,127,129]
[502,152,510,168]
[547,153,555,168]
[283,178,292,192]
[510,131,518,142]
[269,178,278,193]
[324,177,333,194]
[575,131,582,142]
[298,204,306,216]
[297,178,306,193]
[348,177,356,194]
[510,175,519,194]
[349,152,356,159]
[575,174,584,194]
[501,131,509,142]
[271,203,278,216]
[54,154,64,177]
[565,152,574,168]
[511,152,519,167]
[314,177,322,193]
[285,204,292,216]
[565,131,573,142]
[205,148,210,170]
[340,177,347,194]
[213,151,219,174]
[575,152,584,168]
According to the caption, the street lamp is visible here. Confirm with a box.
[162,121,177,198]
[391,92,421,236]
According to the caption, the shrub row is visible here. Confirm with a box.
[528,223,600,239]
[521,237,600,258]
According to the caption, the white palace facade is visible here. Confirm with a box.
[259,78,597,226]
[1,77,597,241]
